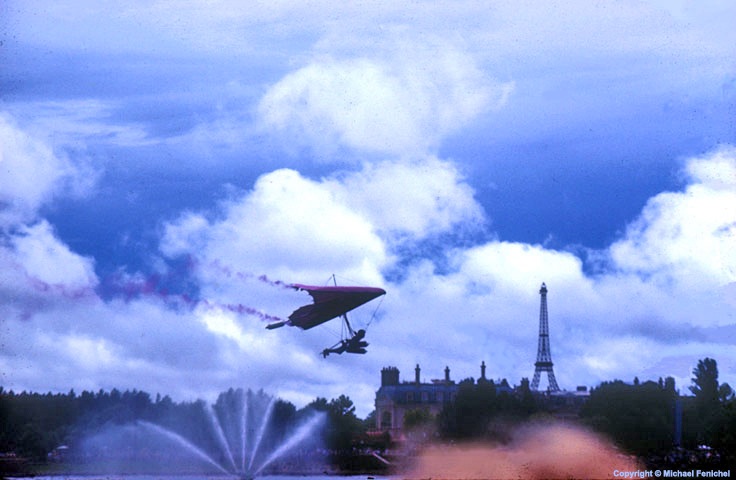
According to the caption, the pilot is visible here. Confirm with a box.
[322,329,368,357]
[345,329,368,354]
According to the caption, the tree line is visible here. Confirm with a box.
[0,386,368,464]
[1,357,734,465]
[397,357,734,462]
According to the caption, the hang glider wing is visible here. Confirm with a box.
[266,285,385,330]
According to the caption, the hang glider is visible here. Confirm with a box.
[266,284,386,330]
[266,283,386,357]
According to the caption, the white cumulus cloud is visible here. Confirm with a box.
[11,220,98,289]
[610,146,736,291]
[259,46,512,157]
[0,113,93,227]
[328,157,485,241]
[161,168,389,285]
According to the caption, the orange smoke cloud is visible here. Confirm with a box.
[404,424,640,479]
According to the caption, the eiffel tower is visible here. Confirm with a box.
[531,282,560,392]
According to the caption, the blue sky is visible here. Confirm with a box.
[1,0,735,415]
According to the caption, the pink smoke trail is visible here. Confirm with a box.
[14,266,99,321]
[198,299,284,322]
[206,259,292,289]
[18,265,284,323]
[103,273,284,322]
[25,274,97,301]
[106,269,287,322]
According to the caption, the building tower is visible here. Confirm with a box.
[531,282,560,392]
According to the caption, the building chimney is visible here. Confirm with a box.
[415,364,421,384]
[480,361,487,380]
[445,366,450,382]
[381,367,399,386]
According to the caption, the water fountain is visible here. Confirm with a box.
[103,389,326,478]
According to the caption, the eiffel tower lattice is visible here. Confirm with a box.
[531,282,560,392]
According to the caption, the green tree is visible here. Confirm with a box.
[690,358,719,407]
[709,398,736,463]
[580,380,674,455]
[403,408,433,430]
[303,395,364,453]
[685,357,733,448]
[363,410,376,430]
[664,376,676,394]
[439,379,493,439]
[18,423,48,460]
[517,377,537,415]
[718,383,734,402]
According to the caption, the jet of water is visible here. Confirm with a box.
[247,396,276,471]
[206,403,239,472]
[137,420,231,475]
[253,412,325,476]
[135,391,322,478]
[241,391,249,473]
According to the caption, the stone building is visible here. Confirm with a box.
[373,362,507,440]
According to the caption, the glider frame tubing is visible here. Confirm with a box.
[333,274,356,339]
